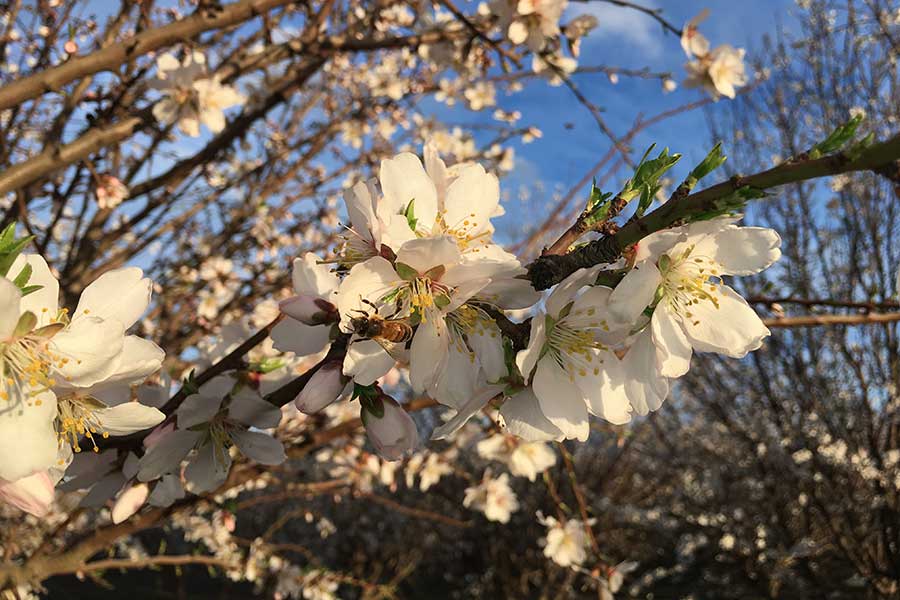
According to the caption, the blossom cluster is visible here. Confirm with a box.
[277,141,782,456]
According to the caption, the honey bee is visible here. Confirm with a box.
[348,299,414,362]
[349,310,413,343]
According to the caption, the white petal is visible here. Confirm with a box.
[147,474,185,507]
[443,164,499,238]
[227,389,282,428]
[607,262,662,325]
[575,350,632,425]
[230,429,286,465]
[111,483,149,524]
[270,319,331,358]
[0,278,21,339]
[336,257,401,329]
[622,331,669,415]
[533,358,589,441]
[343,339,396,385]
[98,402,165,436]
[429,332,479,409]
[703,226,782,275]
[409,313,449,393]
[431,384,504,440]
[650,306,692,378]
[75,267,151,329]
[344,180,380,243]
[546,265,603,318]
[681,285,770,358]
[184,442,231,493]
[395,236,461,274]
[292,253,340,298]
[515,316,546,383]
[380,152,438,224]
[92,336,164,387]
[0,390,57,482]
[52,316,125,387]
[177,393,223,429]
[468,319,507,382]
[499,387,562,442]
[137,429,200,482]
[13,254,58,326]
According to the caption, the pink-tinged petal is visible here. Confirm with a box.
[270,319,331,358]
[98,402,165,436]
[432,384,504,440]
[0,471,54,517]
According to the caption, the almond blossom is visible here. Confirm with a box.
[538,513,594,567]
[463,471,519,523]
[150,51,245,137]
[607,217,781,402]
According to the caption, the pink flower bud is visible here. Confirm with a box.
[361,394,419,461]
[0,471,55,517]
[295,361,348,414]
[64,40,78,54]
[278,294,338,326]
[111,482,150,524]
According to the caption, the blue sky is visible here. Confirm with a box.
[484,0,796,244]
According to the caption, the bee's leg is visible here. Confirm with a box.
[361,297,379,312]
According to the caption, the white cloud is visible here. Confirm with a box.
[566,1,666,56]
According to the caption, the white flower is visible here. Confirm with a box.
[476,434,556,481]
[150,51,245,137]
[463,471,519,523]
[464,81,497,110]
[539,514,593,567]
[600,560,638,600]
[608,217,781,415]
[137,376,285,491]
[41,265,166,452]
[271,253,340,359]
[417,453,452,491]
[532,53,577,86]
[680,10,711,58]
[513,267,634,441]
[95,175,128,210]
[685,44,748,99]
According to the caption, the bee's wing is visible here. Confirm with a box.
[374,337,410,365]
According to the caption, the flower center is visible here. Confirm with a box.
[0,319,67,406]
[659,246,723,325]
[546,318,608,380]
[435,210,492,254]
[56,395,109,453]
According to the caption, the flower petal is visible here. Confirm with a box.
[395,235,461,274]
[98,402,165,436]
[533,358,589,441]
[515,316,546,383]
[343,339,396,385]
[380,152,438,224]
[230,429,286,465]
[13,254,58,326]
[292,253,340,298]
[75,267,151,329]
[608,262,662,325]
[681,284,770,358]
[650,306,692,378]
[137,429,201,482]
[0,278,21,339]
[0,390,57,482]
[184,442,231,493]
[499,387,563,442]
[227,389,282,429]
[270,319,331,358]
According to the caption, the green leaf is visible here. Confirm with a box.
[583,182,614,227]
[0,234,35,278]
[404,199,418,232]
[13,311,36,337]
[618,145,682,218]
[395,262,418,281]
[182,369,200,396]
[0,223,16,251]
[20,285,43,297]
[12,262,32,290]
[688,142,727,184]
[252,357,286,374]
[352,382,379,402]
[809,114,864,159]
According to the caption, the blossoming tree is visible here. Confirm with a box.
[0,0,899,597]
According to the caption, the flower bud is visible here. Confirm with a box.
[278,294,338,326]
[361,394,419,461]
[294,361,349,414]
[0,471,55,517]
[111,482,150,524]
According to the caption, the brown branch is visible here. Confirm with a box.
[66,554,237,575]
[0,0,301,111]
[358,492,473,528]
[763,312,900,328]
